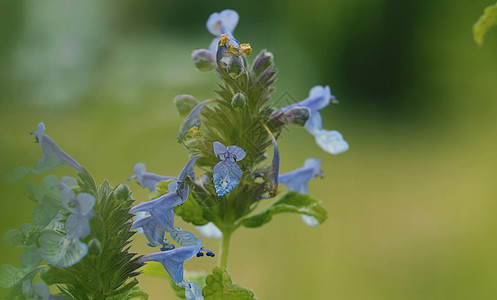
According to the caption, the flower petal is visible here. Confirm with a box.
[38,232,88,267]
[213,161,242,196]
[195,222,222,239]
[226,145,246,161]
[170,228,198,247]
[206,9,239,36]
[314,130,349,154]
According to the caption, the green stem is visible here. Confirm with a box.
[219,229,233,268]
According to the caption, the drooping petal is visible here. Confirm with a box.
[131,215,165,247]
[38,232,88,268]
[181,281,204,300]
[33,122,82,173]
[130,193,182,232]
[213,142,227,159]
[74,193,95,216]
[139,238,202,284]
[170,228,198,247]
[178,101,210,143]
[206,9,239,36]
[177,155,201,184]
[213,161,243,197]
[130,163,176,192]
[279,158,321,194]
[305,110,323,135]
[195,222,222,239]
[314,130,349,155]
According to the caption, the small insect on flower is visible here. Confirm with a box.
[212,142,246,197]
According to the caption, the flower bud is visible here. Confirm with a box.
[113,184,130,201]
[252,50,274,77]
[231,92,246,109]
[192,49,216,72]
[88,238,102,255]
[227,55,243,78]
[174,95,200,117]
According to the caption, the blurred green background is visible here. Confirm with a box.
[1,0,497,299]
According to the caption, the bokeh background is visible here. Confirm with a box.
[1,0,497,299]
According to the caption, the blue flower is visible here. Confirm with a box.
[279,158,323,226]
[60,183,95,239]
[280,86,349,154]
[195,222,222,239]
[212,142,246,196]
[130,156,200,232]
[170,227,198,247]
[139,238,203,284]
[130,214,166,248]
[178,101,210,143]
[129,163,176,192]
[206,9,239,54]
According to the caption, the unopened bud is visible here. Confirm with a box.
[227,55,243,78]
[283,106,310,126]
[174,95,200,117]
[192,49,216,72]
[252,50,274,77]
[88,239,102,255]
[231,92,246,109]
[113,184,130,201]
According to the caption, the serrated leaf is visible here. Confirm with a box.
[203,267,256,300]
[20,246,42,269]
[33,194,64,228]
[3,223,40,248]
[108,285,149,300]
[42,175,62,197]
[3,166,32,184]
[0,264,23,288]
[25,181,46,202]
[241,191,328,228]
[473,2,497,46]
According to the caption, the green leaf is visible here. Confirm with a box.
[175,193,210,226]
[241,191,328,228]
[42,175,61,196]
[0,264,23,288]
[20,246,42,269]
[3,166,32,184]
[3,223,40,248]
[108,285,149,300]
[3,229,24,247]
[25,181,46,202]
[473,2,497,46]
[202,267,256,300]
[33,194,64,228]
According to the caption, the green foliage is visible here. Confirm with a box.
[44,170,143,299]
[241,191,328,228]
[175,192,210,226]
[202,267,256,300]
[473,2,497,46]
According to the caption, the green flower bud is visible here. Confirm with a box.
[231,92,246,109]
[88,238,102,255]
[227,55,243,79]
[174,95,200,117]
[192,49,216,72]
[252,49,274,77]
[113,184,130,201]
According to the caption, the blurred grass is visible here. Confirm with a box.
[1,0,497,299]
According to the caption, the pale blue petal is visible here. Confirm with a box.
[213,142,227,159]
[195,222,222,239]
[314,130,349,154]
[65,214,91,238]
[131,215,165,247]
[34,127,81,172]
[206,9,239,36]
[129,192,182,214]
[170,228,198,247]
[178,155,201,183]
[182,281,204,300]
[131,163,176,192]
[226,145,246,161]
[209,37,219,55]
[153,208,176,233]
[61,176,77,187]
[38,232,87,267]
[213,161,242,196]
[305,110,323,135]
[301,215,319,227]
[75,193,95,216]
[178,101,210,143]
[140,238,202,284]
[279,158,321,193]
